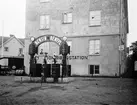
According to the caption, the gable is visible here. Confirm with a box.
[4,37,24,48]
[0,36,24,48]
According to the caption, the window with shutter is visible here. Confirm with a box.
[89,11,101,26]
[63,12,72,24]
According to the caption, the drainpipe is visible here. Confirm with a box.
[119,0,123,77]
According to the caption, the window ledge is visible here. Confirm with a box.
[39,28,50,30]
[40,0,50,3]
[62,22,72,24]
[89,25,101,27]
[89,54,100,56]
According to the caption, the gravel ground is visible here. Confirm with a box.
[0,76,137,105]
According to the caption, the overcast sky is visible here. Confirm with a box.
[0,0,136,46]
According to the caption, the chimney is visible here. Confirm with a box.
[10,34,14,37]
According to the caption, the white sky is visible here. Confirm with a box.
[0,0,136,47]
[0,0,26,38]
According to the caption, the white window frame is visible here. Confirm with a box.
[89,10,101,26]
[89,65,100,74]
[40,0,50,3]
[40,15,50,29]
[63,12,72,24]
[89,39,100,55]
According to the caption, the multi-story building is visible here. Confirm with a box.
[25,0,128,76]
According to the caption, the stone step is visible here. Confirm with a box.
[14,76,74,83]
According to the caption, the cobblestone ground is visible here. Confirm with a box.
[0,76,137,105]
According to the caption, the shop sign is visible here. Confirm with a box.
[34,35,62,46]
[38,55,89,60]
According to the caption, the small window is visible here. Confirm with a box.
[95,65,99,74]
[19,48,23,54]
[89,39,100,55]
[40,15,50,29]
[63,12,72,24]
[89,11,101,26]
[67,41,72,52]
[89,65,100,75]
[4,47,9,52]
[40,0,50,3]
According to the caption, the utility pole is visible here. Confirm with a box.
[1,20,4,57]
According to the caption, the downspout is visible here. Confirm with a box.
[119,0,122,77]
[1,20,4,57]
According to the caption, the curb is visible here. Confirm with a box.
[14,76,75,83]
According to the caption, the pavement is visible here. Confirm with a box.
[0,76,137,105]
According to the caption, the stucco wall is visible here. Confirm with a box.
[25,0,128,76]
[25,34,119,76]
[67,35,119,76]
[0,38,24,57]
[25,0,121,38]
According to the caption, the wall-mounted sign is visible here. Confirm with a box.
[34,35,63,47]
[37,55,89,60]
[119,45,124,51]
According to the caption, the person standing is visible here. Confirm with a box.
[43,52,48,64]
[42,52,48,82]
[53,53,57,64]
[40,49,44,55]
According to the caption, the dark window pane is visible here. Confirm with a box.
[95,65,99,74]
[4,47,9,51]
[90,65,94,74]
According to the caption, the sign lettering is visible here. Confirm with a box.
[37,55,89,60]
[34,35,62,46]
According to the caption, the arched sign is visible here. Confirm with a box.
[33,35,64,47]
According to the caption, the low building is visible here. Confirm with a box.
[0,35,24,69]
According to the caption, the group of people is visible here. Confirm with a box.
[34,49,57,65]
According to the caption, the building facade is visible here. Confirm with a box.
[25,0,128,76]
[0,35,24,67]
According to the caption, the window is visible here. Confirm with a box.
[40,15,50,29]
[67,41,72,52]
[18,48,23,56]
[63,12,72,24]
[89,11,101,26]
[89,65,100,75]
[89,39,100,55]
[19,48,23,54]
[4,47,9,52]
[40,0,50,3]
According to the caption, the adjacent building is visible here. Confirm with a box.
[0,35,24,69]
[25,0,128,76]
